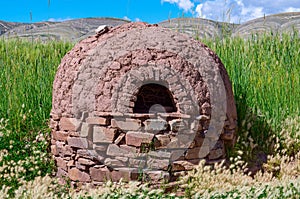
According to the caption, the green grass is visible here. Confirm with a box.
[0,38,73,132]
[202,32,300,158]
[0,32,299,198]
[0,38,73,195]
[207,32,300,122]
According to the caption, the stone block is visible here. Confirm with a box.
[154,135,171,148]
[68,168,91,182]
[187,159,201,165]
[107,144,136,158]
[56,168,68,177]
[110,61,121,70]
[55,141,73,156]
[120,145,138,153]
[143,170,170,181]
[170,150,185,161]
[143,119,168,132]
[185,146,210,159]
[128,158,146,168]
[167,137,179,148]
[90,167,111,181]
[78,158,96,166]
[177,134,194,148]
[69,131,80,137]
[80,122,93,138]
[115,156,128,162]
[97,155,106,162]
[76,149,91,159]
[67,160,75,167]
[55,157,67,170]
[51,113,61,121]
[171,160,197,171]
[51,139,56,145]
[52,131,69,142]
[111,168,139,182]
[193,134,204,147]
[167,75,178,85]
[111,119,141,131]
[124,113,154,118]
[86,117,109,125]
[60,117,81,131]
[167,134,194,149]
[93,126,117,143]
[126,131,154,147]
[148,150,171,159]
[147,157,169,170]
[67,137,88,149]
[104,158,126,167]
[93,144,108,152]
[75,162,87,170]
[51,145,58,156]
[50,120,58,130]
[55,141,64,150]
[208,148,225,160]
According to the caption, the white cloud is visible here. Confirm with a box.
[162,0,194,12]
[123,16,141,22]
[164,0,300,23]
[48,17,72,22]
[123,16,131,21]
[194,0,265,23]
[195,4,204,17]
[284,7,300,12]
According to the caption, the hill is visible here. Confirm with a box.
[0,20,23,35]
[1,12,300,42]
[2,18,129,42]
[232,12,300,38]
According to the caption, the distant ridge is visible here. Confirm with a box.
[159,12,300,39]
[1,12,300,42]
[0,21,23,35]
[232,12,300,38]
[1,18,129,42]
[158,17,236,39]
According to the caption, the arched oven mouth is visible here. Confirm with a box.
[133,83,177,114]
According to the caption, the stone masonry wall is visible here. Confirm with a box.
[50,22,238,184]
[50,111,235,183]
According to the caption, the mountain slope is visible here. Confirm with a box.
[232,12,300,38]
[0,21,23,35]
[1,12,300,42]
[158,18,236,39]
[2,18,129,42]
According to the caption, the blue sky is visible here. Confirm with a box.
[1,0,300,24]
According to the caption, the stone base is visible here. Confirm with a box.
[51,111,232,184]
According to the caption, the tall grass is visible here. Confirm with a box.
[0,39,72,195]
[0,38,72,132]
[203,32,300,157]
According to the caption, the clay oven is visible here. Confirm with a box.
[50,22,237,183]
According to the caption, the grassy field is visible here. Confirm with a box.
[0,32,299,198]
[204,32,300,158]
